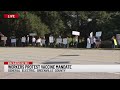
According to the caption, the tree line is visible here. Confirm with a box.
[0,11,120,40]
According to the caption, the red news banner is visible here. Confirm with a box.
[4,61,33,65]
[3,14,19,19]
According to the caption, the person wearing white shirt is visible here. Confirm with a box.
[63,37,68,48]
[21,36,26,47]
[36,37,42,47]
[86,37,91,48]
[41,37,46,47]
[49,35,54,47]
[32,36,36,46]
[56,36,62,48]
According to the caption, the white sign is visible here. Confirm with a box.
[116,34,120,45]
[41,39,45,44]
[21,37,26,42]
[116,34,120,39]
[63,38,67,44]
[96,31,102,37]
[72,31,80,36]
[29,33,37,36]
[49,36,54,43]
[11,39,16,43]
[56,38,62,44]
[1,36,7,41]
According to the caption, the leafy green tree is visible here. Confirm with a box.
[26,12,49,37]
[37,11,65,37]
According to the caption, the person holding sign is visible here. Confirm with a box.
[90,32,95,48]
[11,38,16,47]
[95,37,101,48]
[21,36,26,47]
[36,37,42,47]
[49,35,54,48]
[1,36,7,47]
[63,37,68,48]
[56,36,62,48]
[95,31,102,48]
[32,36,36,46]
[41,36,46,47]
[73,36,78,48]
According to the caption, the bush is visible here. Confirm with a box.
[117,44,120,48]
[101,40,112,48]
[0,41,4,46]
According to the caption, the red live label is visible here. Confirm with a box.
[3,14,19,19]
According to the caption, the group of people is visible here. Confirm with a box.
[86,35,119,49]
[20,35,69,48]
[1,34,120,49]
[48,35,69,48]
[86,36,101,48]
[21,36,46,47]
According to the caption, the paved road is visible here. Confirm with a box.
[0,47,120,79]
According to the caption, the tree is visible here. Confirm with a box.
[26,12,49,37]
[37,11,65,37]
[1,11,120,44]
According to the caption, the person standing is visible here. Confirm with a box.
[26,35,29,46]
[75,36,78,48]
[86,37,91,48]
[32,36,36,46]
[63,37,68,48]
[3,37,7,47]
[21,36,26,47]
[1,36,7,47]
[56,36,62,48]
[112,36,118,48]
[49,35,54,47]
[95,37,101,48]
[41,36,46,47]
[11,38,16,47]
[93,37,97,48]
[90,36,94,48]
[36,37,42,47]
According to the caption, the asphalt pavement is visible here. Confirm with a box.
[0,47,120,79]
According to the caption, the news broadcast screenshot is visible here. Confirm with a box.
[0,11,120,79]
